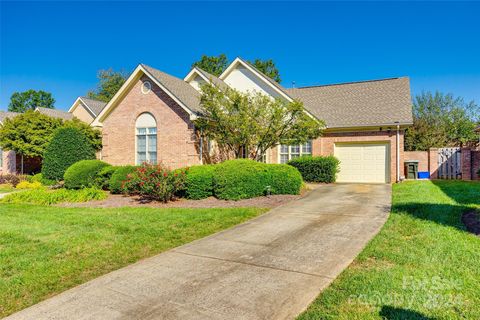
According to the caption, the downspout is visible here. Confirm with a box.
[199,127,203,164]
[396,122,400,182]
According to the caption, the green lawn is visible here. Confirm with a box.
[299,180,480,320]
[0,186,15,193]
[0,204,266,317]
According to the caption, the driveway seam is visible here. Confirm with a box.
[171,250,335,280]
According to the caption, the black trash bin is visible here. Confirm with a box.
[404,160,419,179]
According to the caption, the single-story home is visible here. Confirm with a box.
[1,57,413,183]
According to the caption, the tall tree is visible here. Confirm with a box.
[405,91,479,150]
[87,69,127,102]
[248,59,281,83]
[191,54,228,77]
[194,83,324,160]
[8,90,55,112]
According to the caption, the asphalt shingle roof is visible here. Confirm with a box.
[193,67,228,90]
[0,111,20,123]
[285,77,413,128]
[36,107,73,120]
[141,64,203,114]
[79,97,107,117]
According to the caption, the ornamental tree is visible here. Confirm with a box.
[194,83,324,161]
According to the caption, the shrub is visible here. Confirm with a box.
[64,160,110,189]
[31,173,56,186]
[94,166,118,190]
[288,156,340,183]
[213,159,271,200]
[0,174,22,187]
[0,187,106,205]
[15,181,43,189]
[42,127,96,181]
[267,164,303,195]
[123,163,187,202]
[109,165,137,194]
[185,165,216,199]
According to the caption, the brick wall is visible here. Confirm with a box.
[473,151,480,180]
[0,150,16,174]
[404,151,429,172]
[101,75,201,169]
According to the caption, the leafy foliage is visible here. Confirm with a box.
[195,83,323,161]
[109,165,137,194]
[42,127,96,180]
[94,166,118,190]
[87,69,127,102]
[191,54,228,77]
[15,181,43,189]
[0,174,25,187]
[64,160,110,189]
[31,173,56,186]
[405,92,480,150]
[212,159,303,200]
[122,163,187,202]
[247,58,281,83]
[0,188,106,205]
[0,110,63,158]
[185,165,216,199]
[288,156,340,183]
[62,118,102,151]
[8,90,55,112]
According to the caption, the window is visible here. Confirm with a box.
[136,113,157,164]
[279,141,312,164]
[141,81,152,94]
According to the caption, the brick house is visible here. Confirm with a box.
[86,57,413,183]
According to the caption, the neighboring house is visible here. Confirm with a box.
[68,97,107,124]
[35,107,74,120]
[0,111,20,174]
[89,57,413,183]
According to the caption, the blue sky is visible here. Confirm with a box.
[1,1,479,111]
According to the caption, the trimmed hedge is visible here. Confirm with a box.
[288,156,340,183]
[42,127,96,181]
[109,165,137,194]
[268,164,303,195]
[95,166,118,190]
[212,159,303,200]
[185,165,215,199]
[64,160,110,189]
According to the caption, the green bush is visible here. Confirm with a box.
[94,166,118,190]
[185,165,216,199]
[0,187,106,205]
[42,127,96,181]
[213,160,271,200]
[267,164,303,195]
[64,160,110,189]
[288,156,340,183]
[31,173,56,186]
[109,165,137,194]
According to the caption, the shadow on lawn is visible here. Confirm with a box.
[379,306,437,320]
[431,180,480,206]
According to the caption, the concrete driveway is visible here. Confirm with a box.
[6,184,391,320]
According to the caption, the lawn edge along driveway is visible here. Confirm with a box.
[6,184,391,320]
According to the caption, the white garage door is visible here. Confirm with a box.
[334,143,390,183]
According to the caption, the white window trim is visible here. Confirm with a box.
[278,141,312,164]
[136,127,157,165]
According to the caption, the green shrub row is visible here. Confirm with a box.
[0,187,106,205]
[64,160,110,189]
[183,160,303,201]
[287,156,340,183]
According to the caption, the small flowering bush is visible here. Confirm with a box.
[122,163,187,202]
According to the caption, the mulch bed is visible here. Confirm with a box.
[462,210,480,236]
[58,193,304,209]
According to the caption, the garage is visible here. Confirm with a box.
[334,143,390,183]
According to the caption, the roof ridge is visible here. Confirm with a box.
[290,77,407,90]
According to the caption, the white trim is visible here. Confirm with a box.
[277,141,313,164]
[184,67,210,83]
[141,80,152,94]
[92,64,197,127]
[68,97,97,118]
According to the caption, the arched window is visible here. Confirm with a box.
[135,113,157,164]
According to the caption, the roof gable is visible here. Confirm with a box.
[184,67,228,91]
[35,107,73,120]
[92,64,200,126]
